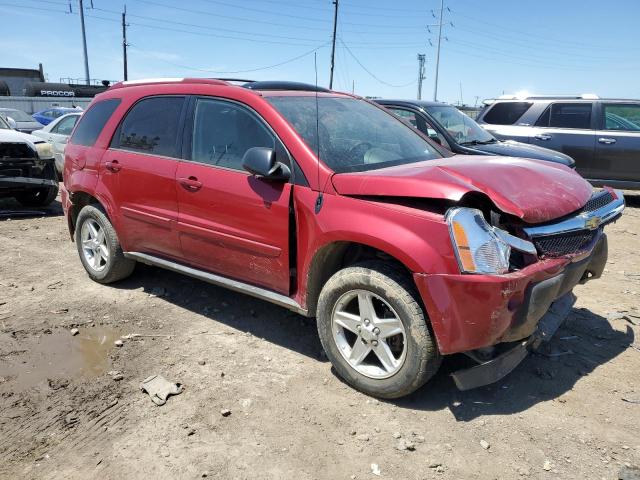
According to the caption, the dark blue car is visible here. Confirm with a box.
[32,107,78,126]
[375,99,575,168]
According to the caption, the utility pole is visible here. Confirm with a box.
[329,0,339,89]
[122,5,128,81]
[78,0,91,85]
[433,0,444,101]
[417,54,426,100]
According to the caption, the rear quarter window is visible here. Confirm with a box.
[482,102,533,125]
[70,98,121,147]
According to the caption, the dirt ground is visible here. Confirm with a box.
[1,189,639,480]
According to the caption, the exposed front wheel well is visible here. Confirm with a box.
[305,242,414,317]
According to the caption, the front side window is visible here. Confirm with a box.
[52,115,78,135]
[482,102,533,125]
[70,98,121,147]
[390,107,447,145]
[603,104,640,131]
[267,96,441,173]
[191,99,276,170]
[426,105,494,145]
[113,96,184,157]
[536,103,592,129]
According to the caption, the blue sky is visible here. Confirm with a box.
[1,0,638,104]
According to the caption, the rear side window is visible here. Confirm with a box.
[483,102,533,125]
[535,103,592,129]
[70,99,121,147]
[112,96,185,157]
[603,104,640,131]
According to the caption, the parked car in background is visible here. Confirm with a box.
[32,107,79,126]
[32,112,82,178]
[0,108,44,134]
[476,94,640,189]
[61,78,624,398]
[0,114,58,207]
[375,99,575,167]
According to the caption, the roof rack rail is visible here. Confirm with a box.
[497,93,599,100]
[243,81,330,93]
[109,77,231,89]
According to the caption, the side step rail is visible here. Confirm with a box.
[124,252,308,316]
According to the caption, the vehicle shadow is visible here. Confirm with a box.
[0,193,64,219]
[113,263,325,360]
[395,307,634,421]
[623,192,640,208]
[113,264,633,420]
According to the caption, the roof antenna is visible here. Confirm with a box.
[314,52,323,214]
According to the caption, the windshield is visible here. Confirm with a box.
[425,105,494,145]
[267,96,442,173]
[0,115,8,130]
[0,109,35,122]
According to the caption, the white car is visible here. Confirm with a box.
[31,112,82,178]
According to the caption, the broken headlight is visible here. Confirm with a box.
[446,207,536,274]
[35,142,54,159]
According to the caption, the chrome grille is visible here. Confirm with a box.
[532,230,600,257]
[582,190,614,213]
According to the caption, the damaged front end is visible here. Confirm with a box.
[0,142,58,196]
[416,188,625,391]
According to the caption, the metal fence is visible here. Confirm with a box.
[0,96,92,114]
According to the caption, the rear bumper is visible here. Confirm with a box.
[415,234,608,355]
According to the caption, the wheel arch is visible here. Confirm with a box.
[67,189,115,237]
[304,240,416,317]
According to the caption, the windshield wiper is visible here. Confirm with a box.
[460,139,497,146]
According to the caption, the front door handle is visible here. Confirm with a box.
[104,159,121,172]
[598,137,617,145]
[178,176,202,192]
[534,133,552,141]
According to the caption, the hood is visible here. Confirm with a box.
[0,128,42,148]
[331,155,593,224]
[468,140,575,167]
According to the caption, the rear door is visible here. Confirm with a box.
[100,95,186,259]
[175,96,292,294]
[593,102,640,183]
[529,102,596,176]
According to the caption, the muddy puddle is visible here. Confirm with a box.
[0,326,122,390]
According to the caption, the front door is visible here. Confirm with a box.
[529,102,596,176]
[176,97,292,294]
[593,102,640,183]
[100,95,186,259]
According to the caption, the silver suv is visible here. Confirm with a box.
[476,95,640,189]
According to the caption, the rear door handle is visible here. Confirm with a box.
[534,133,552,141]
[598,137,616,145]
[178,176,202,192]
[104,159,121,172]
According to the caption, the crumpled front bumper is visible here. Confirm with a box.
[414,234,608,356]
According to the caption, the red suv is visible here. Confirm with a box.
[61,78,625,398]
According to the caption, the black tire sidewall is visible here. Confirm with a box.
[75,205,118,282]
[317,264,439,399]
[15,185,58,207]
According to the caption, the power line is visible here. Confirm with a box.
[339,38,415,88]
[128,42,330,74]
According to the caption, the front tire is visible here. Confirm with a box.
[15,185,58,207]
[75,205,135,284]
[316,261,441,399]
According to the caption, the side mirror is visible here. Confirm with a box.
[6,117,17,129]
[430,135,442,145]
[242,147,290,181]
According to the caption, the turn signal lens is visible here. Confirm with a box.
[446,208,511,274]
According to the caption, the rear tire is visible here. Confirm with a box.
[15,185,58,207]
[75,204,135,284]
[316,260,441,399]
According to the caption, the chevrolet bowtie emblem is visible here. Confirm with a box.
[584,216,602,230]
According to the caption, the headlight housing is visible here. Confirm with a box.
[446,207,537,275]
[35,142,54,159]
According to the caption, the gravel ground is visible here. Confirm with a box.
[1,189,639,480]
